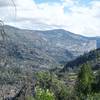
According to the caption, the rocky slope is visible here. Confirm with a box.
[0,25,98,69]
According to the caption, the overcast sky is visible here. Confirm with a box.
[0,0,100,36]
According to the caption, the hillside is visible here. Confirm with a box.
[0,25,100,99]
[63,48,100,71]
[0,25,97,70]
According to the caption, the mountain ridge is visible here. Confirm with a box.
[0,25,99,69]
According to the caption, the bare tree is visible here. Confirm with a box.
[0,20,7,41]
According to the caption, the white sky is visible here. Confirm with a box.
[0,0,100,37]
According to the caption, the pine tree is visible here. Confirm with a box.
[76,63,94,99]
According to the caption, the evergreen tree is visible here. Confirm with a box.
[76,63,94,99]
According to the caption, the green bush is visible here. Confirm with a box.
[35,86,55,100]
[35,71,70,100]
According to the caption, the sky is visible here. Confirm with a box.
[0,0,100,36]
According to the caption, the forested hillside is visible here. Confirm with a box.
[63,48,100,71]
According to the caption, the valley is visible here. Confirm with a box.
[0,25,100,100]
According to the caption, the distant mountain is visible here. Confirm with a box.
[62,48,100,71]
[90,37,100,48]
[96,37,100,48]
[0,25,98,69]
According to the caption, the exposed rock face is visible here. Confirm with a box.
[0,25,98,69]
[91,37,100,48]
